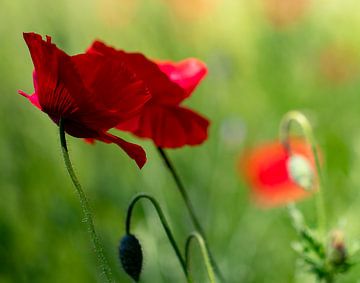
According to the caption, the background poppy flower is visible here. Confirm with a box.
[263,0,311,29]
[87,41,209,148]
[240,139,317,207]
[163,0,219,21]
[18,33,151,168]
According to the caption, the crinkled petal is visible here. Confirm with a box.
[118,105,209,148]
[71,53,151,130]
[22,33,81,117]
[87,41,186,105]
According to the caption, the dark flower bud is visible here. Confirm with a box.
[119,234,143,282]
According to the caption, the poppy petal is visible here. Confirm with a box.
[22,33,81,117]
[71,53,151,130]
[18,90,41,109]
[87,41,186,105]
[120,105,209,148]
[157,58,207,99]
[116,115,141,132]
[86,40,209,149]
[97,132,146,168]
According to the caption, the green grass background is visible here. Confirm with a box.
[1,0,360,282]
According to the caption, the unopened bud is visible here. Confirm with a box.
[119,234,143,282]
[287,154,314,191]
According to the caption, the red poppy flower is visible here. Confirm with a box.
[86,41,209,148]
[240,139,317,207]
[18,33,151,168]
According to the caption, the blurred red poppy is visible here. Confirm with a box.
[87,41,209,148]
[240,139,317,207]
[19,33,151,168]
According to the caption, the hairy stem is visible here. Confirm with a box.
[59,119,113,283]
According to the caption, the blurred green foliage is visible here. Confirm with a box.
[1,0,360,282]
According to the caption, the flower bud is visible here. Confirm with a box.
[119,234,143,282]
[287,154,314,191]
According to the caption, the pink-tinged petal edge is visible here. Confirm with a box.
[86,41,187,105]
[18,90,42,109]
[157,58,208,99]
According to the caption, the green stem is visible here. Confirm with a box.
[185,232,217,283]
[59,119,113,283]
[125,193,191,282]
[279,111,326,235]
[157,147,225,283]
[324,274,335,283]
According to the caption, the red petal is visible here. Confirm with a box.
[71,53,151,130]
[157,58,207,99]
[22,33,80,118]
[18,90,41,109]
[240,139,316,207]
[87,41,186,105]
[97,132,146,168]
[120,105,209,148]
[86,40,210,149]
[116,115,141,132]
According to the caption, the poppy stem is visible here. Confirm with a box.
[125,193,190,282]
[279,111,326,235]
[324,274,335,283]
[59,119,114,283]
[157,147,225,283]
[185,232,217,283]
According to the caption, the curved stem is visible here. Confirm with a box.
[125,193,190,282]
[185,232,216,283]
[279,111,326,234]
[157,147,226,283]
[59,119,114,283]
